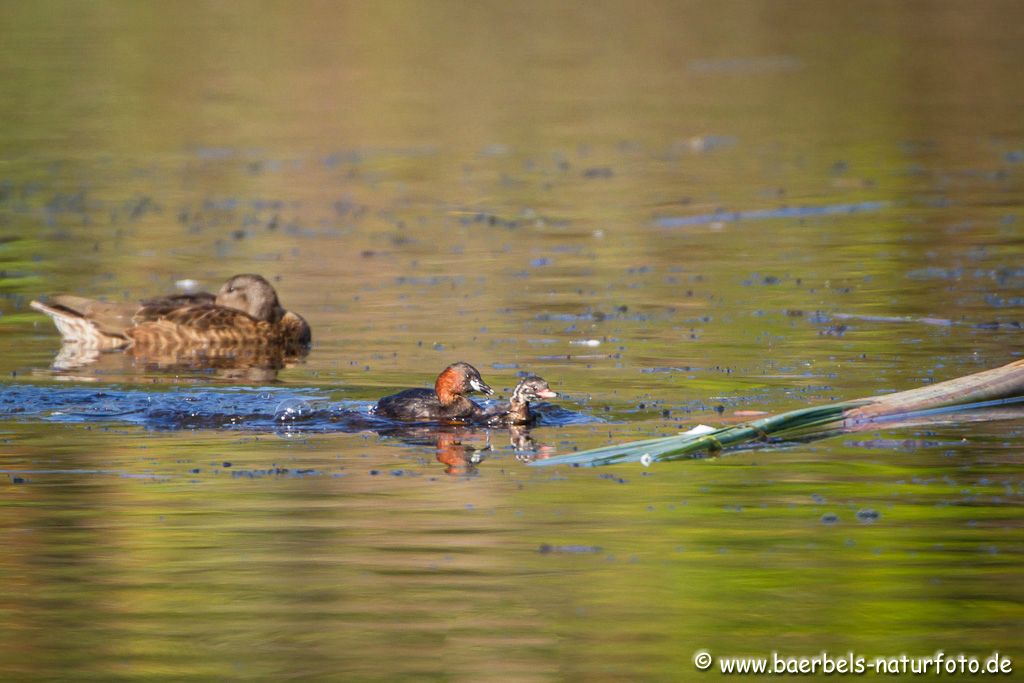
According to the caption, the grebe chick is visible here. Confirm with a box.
[374,362,494,421]
[485,375,558,426]
[30,273,311,351]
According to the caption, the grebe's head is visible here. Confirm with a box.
[511,375,557,403]
[216,274,284,322]
[435,362,493,404]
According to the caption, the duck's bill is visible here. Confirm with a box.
[536,389,558,399]
[470,378,494,395]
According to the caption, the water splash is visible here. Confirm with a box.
[0,384,594,433]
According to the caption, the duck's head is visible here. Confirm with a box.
[216,274,285,322]
[511,375,558,403]
[435,362,493,405]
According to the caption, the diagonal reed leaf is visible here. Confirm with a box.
[532,359,1024,467]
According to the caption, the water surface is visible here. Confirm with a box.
[1,2,1023,680]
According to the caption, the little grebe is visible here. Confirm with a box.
[374,362,493,421]
[485,375,558,426]
[31,274,311,351]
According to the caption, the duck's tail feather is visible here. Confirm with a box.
[30,300,130,350]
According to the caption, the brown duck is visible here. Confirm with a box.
[30,274,311,352]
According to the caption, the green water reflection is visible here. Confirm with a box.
[2,423,1021,680]
[2,0,1023,680]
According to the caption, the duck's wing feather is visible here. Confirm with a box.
[36,293,219,336]
[133,301,310,348]
[30,299,131,349]
[128,305,268,347]
[47,295,138,337]
[135,292,217,320]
